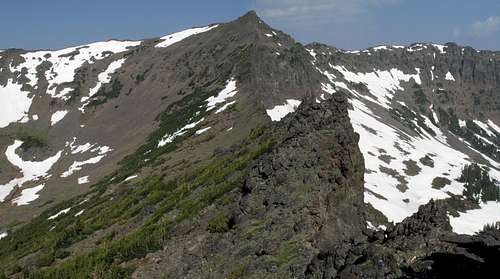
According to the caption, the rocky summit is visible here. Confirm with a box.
[0,11,499,278]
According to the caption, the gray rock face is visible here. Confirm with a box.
[304,199,500,279]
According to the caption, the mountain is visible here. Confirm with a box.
[0,11,499,278]
[307,42,500,232]
[0,11,315,227]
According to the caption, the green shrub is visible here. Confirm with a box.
[413,89,429,105]
[431,177,451,189]
[19,135,47,150]
[87,79,123,107]
[459,164,500,203]
[207,213,231,233]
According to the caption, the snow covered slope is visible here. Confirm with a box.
[0,12,313,231]
[0,23,232,223]
[306,43,500,234]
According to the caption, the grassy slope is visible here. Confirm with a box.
[0,77,276,278]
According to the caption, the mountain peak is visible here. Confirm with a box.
[234,10,265,26]
[240,10,259,20]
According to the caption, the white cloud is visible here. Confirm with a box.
[257,0,401,20]
[454,16,500,42]
[471,16,500,36]
[255,0,403,49]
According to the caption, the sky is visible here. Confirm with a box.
[1,0,499,51]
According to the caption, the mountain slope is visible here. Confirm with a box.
[307,42,500,233]
[0,12,335,277]
[0,11,319,228]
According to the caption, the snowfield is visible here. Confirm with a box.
[349,99,469,222]
[0,140,62,202]
[59,139,113,178]
[0,136,113,205]
[307,58,500,234]
[10,40,140,100]
[155,25,218,48]
[50,110,68,126]
[80,58,128,111]
[331,65,421,109]
[61,153,110,178]
[12,184,45,206]
[266,99,302,121]
[0,80,33,128]
[449,202,500,235]
[206,78,238,112]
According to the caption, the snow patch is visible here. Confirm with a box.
[449,202,500,235]
[78,176,90,184]
[331,65,421,109]
[321,83,336,95]
[366,221,387,231]
[70,143,94,155]
[48,207,71,220]
[487,120,500,135]
[473,120,496,137]
[156,25,218,48]
[124,175,138,182]
[432,44,446,53]
[0,80,33,128]
[430,105,439,123]
[266,99,302,122]
[50,110,68,126]
[445,71,455,81]
[12,184,45,206]
[75,210,85,217]
[158,118,205,147]
[206,78,238,112]
[61,155,105,178]
[215,101,236,114]
[307,49,317,59]
[0,140,62,202]
[80,58,127,111]
[195,127,211,135]
[11,40,140,100]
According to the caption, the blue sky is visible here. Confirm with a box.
[2,0,499,51]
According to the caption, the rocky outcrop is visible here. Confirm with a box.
[306,199,500,279]
[132,92,366,278]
